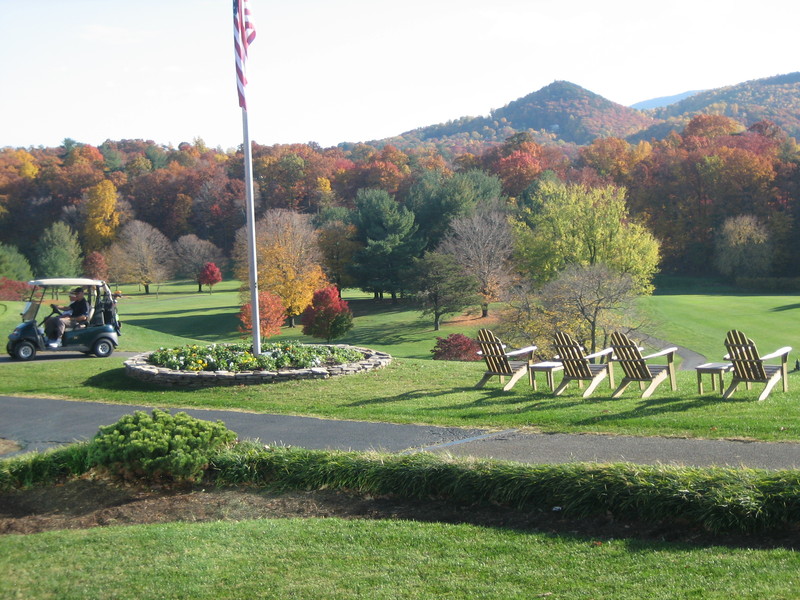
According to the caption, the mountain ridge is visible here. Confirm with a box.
[372,72,800,151]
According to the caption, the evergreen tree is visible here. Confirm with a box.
[0,243,33,281]
[33,222,82,278]
[406,170,503,252]
[350,189,421,301]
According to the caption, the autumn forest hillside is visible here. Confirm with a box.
[1,72,799,311]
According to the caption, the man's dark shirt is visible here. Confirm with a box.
[69,297,90,319]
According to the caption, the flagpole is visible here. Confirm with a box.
[241,107,261,355]
[234,0,260,355]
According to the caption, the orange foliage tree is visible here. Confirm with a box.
[238,290,286,339]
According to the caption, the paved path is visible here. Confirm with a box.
[3,395,800,470]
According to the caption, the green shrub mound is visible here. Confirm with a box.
[148,342,364,372]
[87,409,237,482]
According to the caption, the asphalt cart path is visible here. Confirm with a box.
[2,395,800,470]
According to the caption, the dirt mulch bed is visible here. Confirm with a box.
[1,478,798,549]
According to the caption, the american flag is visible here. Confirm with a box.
[233,0,257,109]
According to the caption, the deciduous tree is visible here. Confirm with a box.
[407,251,481,330]
[198,262,223,293]
[438,201,514,317]
[238,290,285,339]
[106,220,174,293]
[235,209,328,326]
[82,180,120,252]
[82,251,109,280]
[173,234,226,286]
[301,286,354,342]
[514,181,660,294]
[714,214,772,278]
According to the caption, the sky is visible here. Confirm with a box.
[1,0,797,151]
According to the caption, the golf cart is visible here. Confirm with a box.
[7,278,122,361]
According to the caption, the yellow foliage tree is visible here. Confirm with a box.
[235,209,328,326]
[83,180,120,252]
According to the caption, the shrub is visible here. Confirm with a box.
[431,333,481,361]
[86,409,237,482]
[301,286,354,342]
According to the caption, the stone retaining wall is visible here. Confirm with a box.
[124,345,392,388]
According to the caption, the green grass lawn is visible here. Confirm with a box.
[2,280,799,442]
[2,518,798,600]
[639,292,800,361]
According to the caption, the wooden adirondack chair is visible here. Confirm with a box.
[610,331,677,399]
[475,329,537,391]
[723,330,791,401]
[551,331,614,397]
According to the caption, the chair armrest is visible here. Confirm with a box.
[760,347,792,361]
[506,345,537,357]
[585,347,613,361]
[642,347,677,360]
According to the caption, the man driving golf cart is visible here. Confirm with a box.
[44,286,90,347]
[7,278,121,361]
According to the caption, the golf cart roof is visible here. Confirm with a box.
[27,278,108,287]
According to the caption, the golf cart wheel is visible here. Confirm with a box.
[13,341,37,361]
[92,338,114,358]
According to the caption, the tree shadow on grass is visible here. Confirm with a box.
[124,312,241,340]
[770,303,800,312]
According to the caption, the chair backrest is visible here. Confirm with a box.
[725,330,768,381]
[610,331,650,380]
[477,329,512,375]
[553,331,592,378]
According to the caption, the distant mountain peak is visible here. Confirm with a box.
[375,72,800,151]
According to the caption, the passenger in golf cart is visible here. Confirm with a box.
[6,278,121,361]
[44,286,90,347]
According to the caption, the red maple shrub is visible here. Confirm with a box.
[431,333,481,361]
[238,290,286,339]
[301,286,354,342]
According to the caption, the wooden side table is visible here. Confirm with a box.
[695,362,733,395]
[529,361,564,392]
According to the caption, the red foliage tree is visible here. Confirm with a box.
[198,262,222,293]
[82,251,109,281]
[238,290,286,339]
[301,286,354,342]
[0,277,31,301]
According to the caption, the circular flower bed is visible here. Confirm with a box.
[124,342,392,388]
[149,342,364,372]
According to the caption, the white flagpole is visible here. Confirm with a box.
[241,108,261,355]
